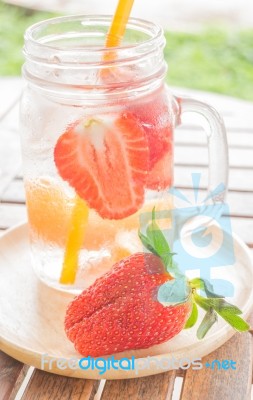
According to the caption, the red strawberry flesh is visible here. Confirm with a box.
[54,113,149,220]
[130,86,173,169]
[147,150,173,191]
[65,253,191,356]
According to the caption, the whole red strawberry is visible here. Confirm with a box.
[64,212,193,357]
[65,214,249,357]
[65,252,191,357]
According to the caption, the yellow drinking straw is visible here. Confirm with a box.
[106,0,135,48]
[59,0,135,285]
[60,196,89,284]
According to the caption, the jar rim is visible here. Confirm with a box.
[23,15,167,99]
[24,14,164,55]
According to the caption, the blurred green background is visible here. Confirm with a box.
[1,0,253,100]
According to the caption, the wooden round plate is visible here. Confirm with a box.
[0,223,253,379]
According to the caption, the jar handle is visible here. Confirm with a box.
[177,97,229,202]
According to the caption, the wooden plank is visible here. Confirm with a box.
[0,204,27,229]
[175,145,253,168]
[1,180,26,204]
[4,118,244,154]
[172,87,253,117]
[178,88,253,133]
[175,128,253,148]
[0,78,23,122]
[150,184,253,218]
[10,167,253,194]
[213,115,253,133]
[0,351,28,400]
[179,118,253,133]
[171,189,253,218]
[21,369,99,400]
[5,112,253,141]
[2,174,253,208]
[10,163,253,197]
[176,369,186,378]
[6,150,252,195]
[1,103,20,132]
[0,125,22,196]
[180,328,253,400]
[101,371,177,400]
[175,119,253,133]
[0,80,252,132]
[0,93,21,197]
[176,105,253,134]
[175,166,253,192]
[230,217,253,247]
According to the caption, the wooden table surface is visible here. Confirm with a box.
[0,77,253,400]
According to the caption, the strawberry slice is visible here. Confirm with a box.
[54,113,149,220]
[129,86,173,169]
[147,150,173,191]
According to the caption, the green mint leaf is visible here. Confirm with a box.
[215,311,250,332]
[158,276,191,306]
[212,299,242,315]
[147,208,181,275]
[190,278,224,298]
[197,309,218,339]
[194,293,249,333]
[194,294,242,315]
[139,208,181,276]
[146,220,171,259]
[138,230,159,256]
[184,302,198,329]
[194,293,211,312]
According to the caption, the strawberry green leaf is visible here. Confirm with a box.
[139,208,181,277]
[194,293,249,333]
[138,230,159,256]
[190,278,224,298]
[184,302,198,329]
[197,309,218,339]
[215,310,250,332]
[194,294,242,314]
[138,209,250,335]
[213,300,242,315]
[193,294,210,312]
[158,276,191,306]
[146,215,171,257]
[138,229,180,276]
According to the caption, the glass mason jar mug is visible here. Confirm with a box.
[21,16,228,292]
